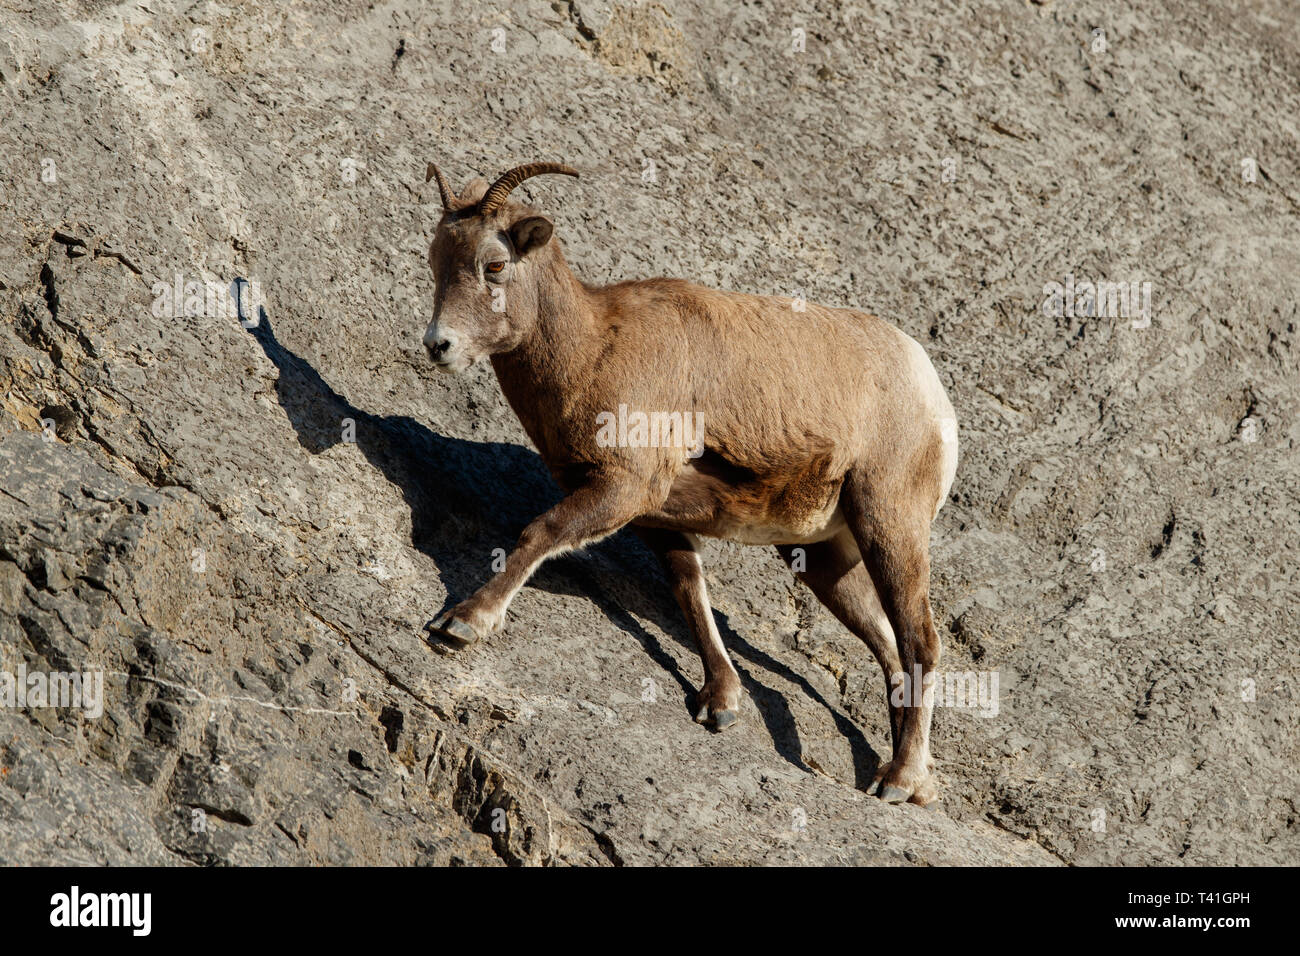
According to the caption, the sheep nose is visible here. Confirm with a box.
[423,327,457,360]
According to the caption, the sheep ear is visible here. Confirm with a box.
[509,216,553,257]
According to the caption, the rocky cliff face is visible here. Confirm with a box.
[1,0,1296,865]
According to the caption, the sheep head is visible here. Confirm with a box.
[422,162,579,372]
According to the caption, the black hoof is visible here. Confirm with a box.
[694,701,740,731]
[712,709,738,731]
[427,613,478,646]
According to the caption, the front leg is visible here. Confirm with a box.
[430,476,649,645]
[635,527,743,731]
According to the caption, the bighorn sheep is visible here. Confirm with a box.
[422,161,959,805]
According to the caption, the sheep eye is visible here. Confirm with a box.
[485,261,505,274]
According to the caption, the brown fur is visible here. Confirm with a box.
[422,167,958,805]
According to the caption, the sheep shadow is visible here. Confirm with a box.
[244,311,881,788]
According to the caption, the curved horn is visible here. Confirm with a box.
[478,162,579,215]
[425,162,460,211]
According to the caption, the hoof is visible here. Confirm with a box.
[866,760,941,806]
[712,709,738,731]
[878,784,911,804]
[694,687,742,732]
[427,612,479,646]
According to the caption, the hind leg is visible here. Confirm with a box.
[775,532,903,754]
[840,476,944,806]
